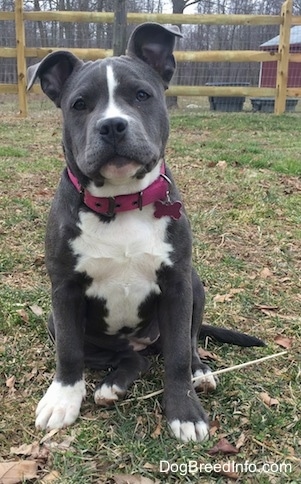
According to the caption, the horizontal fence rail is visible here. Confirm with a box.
[0,0,300,116]
[2,10,298,25]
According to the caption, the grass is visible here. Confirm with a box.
[0,96,300,483]
[170,111,301,175]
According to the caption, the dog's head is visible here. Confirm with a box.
[27,23,182,189]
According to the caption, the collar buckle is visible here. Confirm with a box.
[138,191,143,211]
[106,197,116,217]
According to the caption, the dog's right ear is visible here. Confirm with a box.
[27,51,82,107]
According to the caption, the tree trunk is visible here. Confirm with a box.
[34,0,49,47]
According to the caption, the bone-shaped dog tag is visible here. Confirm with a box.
[154,200,182,220]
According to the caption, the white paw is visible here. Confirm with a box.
[169,419,209,442]
[35,379,86,430]
[94,383,125,406]
[192,368,217,393]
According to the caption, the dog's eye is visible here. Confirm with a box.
[72,98,87,111]
[136,90,150,102]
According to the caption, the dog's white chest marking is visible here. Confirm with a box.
[71,208,172,334]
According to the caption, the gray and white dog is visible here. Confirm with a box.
[27,23,264,442]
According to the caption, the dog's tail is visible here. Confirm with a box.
[200,324,265,347]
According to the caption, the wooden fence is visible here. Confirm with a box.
[0,0,301,116]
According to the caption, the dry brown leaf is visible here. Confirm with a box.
[259,392,280,407]
[209,419,220,436]
[151,413,162,439]
[33,254,45,267]
[41,470,61,483]
[208,438,239,455]
[214,288,244,303]
[16,309,29,323]
[198,347,219,361]
[279,276,291,283]
[136,416,143,426]
[0,460,38,484]
[260,267,273,279]
[112,475,158,484]
[229,288,244,295]
[217,160,227,169]
[58,435,76,450]
[98,411,111,419]
[10,442,40,457]
[213,293,232,303]
[260,309,278,317]
[25,366,38,382]
[6,376,16,389]
[285,446,296,457]
[274,334,292,349]
[142,463,157,471]
[35,446,50,464]
[39,429,60,444]
[254,304,278,311]
[46,435,76,451]
[235,432,246,450]
[10,442,49,466]
[29,304,44,317]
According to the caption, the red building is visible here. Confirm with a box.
[259,26,301,88]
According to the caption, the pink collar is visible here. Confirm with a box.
[67,164,175,218]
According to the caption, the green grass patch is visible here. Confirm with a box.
[170,112,301,175]
[0,146,28,158]
[0,98,300,483]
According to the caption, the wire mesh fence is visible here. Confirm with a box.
[1,0,301,114]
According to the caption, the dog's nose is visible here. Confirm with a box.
[97,117,128,143]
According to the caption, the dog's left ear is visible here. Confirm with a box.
[127,23,182,88]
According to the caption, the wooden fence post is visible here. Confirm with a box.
[113,0,127,56]
[275,0,292,115]
[15,0,27,117]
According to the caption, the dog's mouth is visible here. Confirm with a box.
[99,157,155,184]
[99,157,140,183]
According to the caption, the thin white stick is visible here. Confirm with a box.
[192,350,287,382]
[129,350,287,402]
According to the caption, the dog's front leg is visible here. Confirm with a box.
[35,281,86,430]
[159,268,209,442]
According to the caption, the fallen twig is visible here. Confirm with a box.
[252,437,300,463]
[121,350,287,403]
[192,350,288,383]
